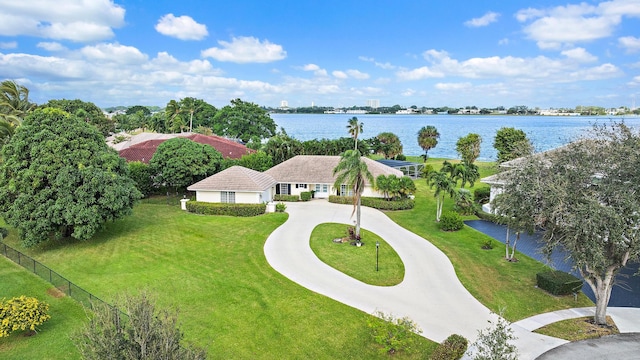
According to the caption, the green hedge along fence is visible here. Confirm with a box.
[328,196,415,210]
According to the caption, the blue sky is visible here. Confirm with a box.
[1,0,639,109]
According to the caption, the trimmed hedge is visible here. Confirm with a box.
[431,334,468,360]
[328,196,415,210]
[273,194,300,202]
[474,186,491,204]
[300,191,312,201]
[475,210,499,223]
[536,270,583,295]
[186,201,266,217]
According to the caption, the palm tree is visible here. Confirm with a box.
[165,100,183,133]
[181,97,201,132]
[333,149,374,242]
[417,126,440,161]
[346,117,363,150]
[0,80,35,128]
[427,170,456,222]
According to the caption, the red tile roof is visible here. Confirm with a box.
[118,134,254,163]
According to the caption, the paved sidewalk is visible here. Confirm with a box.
[263,200,570,359]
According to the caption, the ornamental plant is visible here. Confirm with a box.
[0,296,51,337]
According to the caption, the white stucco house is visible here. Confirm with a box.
[187,166,277,204]
[187,155,405,204]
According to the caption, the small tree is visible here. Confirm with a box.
[471,316,518,360]
[427,170,456,222]
[367,311,422,355]
[73,292,206,360]
[493,127,533,164]
[417,125,439,161]
[456,133,482,165]
[374,132,403,159]
[0,296,51,337]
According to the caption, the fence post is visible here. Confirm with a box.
[68,280,72,297]
[33,259,36,273]
[17,251,20,265]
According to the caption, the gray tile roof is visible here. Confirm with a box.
[187,166,277,192]
[264,155,404,185]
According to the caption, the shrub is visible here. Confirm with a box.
[300,191,312,201]
[367,311,422,355]
[275,202,287,213]
[395,154,406,161]
[475,210,499,222]
[127,161,154,197]
[273,194,300,202]
[431,334,468,360]
[328,196,415,210]
[0,227,8,239]
[474,186,491,204]
[421,164,435,178]
[440,212,464,231]
[186,201,266,217]
[470,315,518,360]
[0,296,51,337]
[454,189,477,215]
[536,270,583,295]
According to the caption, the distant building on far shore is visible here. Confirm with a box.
[366,99,380,109]
[280,100,289,110]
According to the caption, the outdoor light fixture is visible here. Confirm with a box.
[376,241,380,272]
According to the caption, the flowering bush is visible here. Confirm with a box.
[0,296,51,337]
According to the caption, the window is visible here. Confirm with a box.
[315,184,329,193]
[221,191,236,203]
[279,183,290,195]
[295,184,307,189]
[340,184,353,196]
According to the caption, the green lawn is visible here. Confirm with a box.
[309,223,404,286]
[0,257,87,359]
[1,198,435,359]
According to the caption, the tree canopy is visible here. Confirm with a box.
[455,133,482,164]
[493,127,533,163]
[45,99,114,136]
[374,132,403,159]
[214,98,276,142]
[150,138,223,191]
[417,125,439,161]
[0,108,141,246]
[493,122,640,324]
[333,149,374,240]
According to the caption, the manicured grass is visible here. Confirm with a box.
[2,198,436,359]
[385,161,594,322]
[535,316,619,341]
[0,257,87,360]
[309,223,404,286]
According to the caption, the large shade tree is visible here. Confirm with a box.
[46,99,114,136]
[374,132,403,159]
[417,125,440,161]
[150,138,223,192]
[455,133,482,165]
[0,108,141,246]
[214,98,276,142]
[333,150,374,242]
[493,122,640,325]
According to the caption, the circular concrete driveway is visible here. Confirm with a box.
[263,200,566,359]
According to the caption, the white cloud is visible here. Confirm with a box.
[498,38,509,45]
[561,47,598,62]
[37,42,66,52]
[619,36,640,53]
[464,12,500,27]
[201,36,286,63]
[155,14,208,41]
[401,88,416,97]
[332,70,347,79]
[628,75,640,86]
[515,0,639,49]
[80,43,148,65]
[346,69,370,80]
[301,63,327,76]
[0,0,124,42]
[359,56,396,70]
[435,82,473,91]
[0,41,17,49]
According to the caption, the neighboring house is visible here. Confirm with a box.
[187,166,277,204]
[188,155,406,204]
[264,155,404,199]
[112,132,254,163]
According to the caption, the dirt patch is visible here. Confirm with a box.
[46,287,65,298]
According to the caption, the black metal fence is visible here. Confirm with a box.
[0,242,112,310]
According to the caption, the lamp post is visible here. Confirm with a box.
[376,241,379,271]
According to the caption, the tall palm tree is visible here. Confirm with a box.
[333,149,374,242]
[426,170,456,222]
[346,117,363,150]
[181,97,201,132]
[0,80,35,127]
[417,126,440,161]
[165,100,184,133]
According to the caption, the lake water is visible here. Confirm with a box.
[271,114,640,162]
